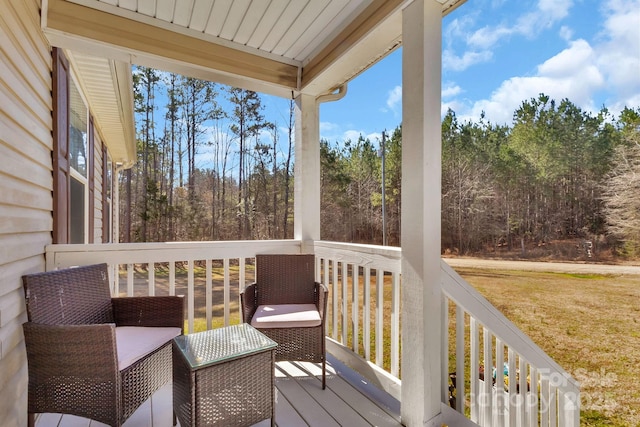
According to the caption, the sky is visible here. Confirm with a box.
[314,0,640,145]
[188,0,640,169]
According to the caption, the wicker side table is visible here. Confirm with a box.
[172,324,277,427]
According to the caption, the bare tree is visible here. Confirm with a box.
[601,138,640,255]
[228,88,266,239]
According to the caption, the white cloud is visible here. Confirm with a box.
[467,26,512,50]
[442,99,468,118]
[445,0,640,124]
[386,86,402,111]
[460,42,605,124]
[595,0,640,108]
[320,123,374,144]
[319,121,345,143]
[514,0,573,38]
[443,49,493,72]
[443,83,463,98]
[320,121,339,133]
[537,39,598,78]
[559,25,573,41]
[446,0,575,73]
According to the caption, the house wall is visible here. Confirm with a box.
[93,131,105,243]
[0,0,53,425]
[0,1,115,424]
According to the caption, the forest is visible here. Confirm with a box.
[121,67,640,259]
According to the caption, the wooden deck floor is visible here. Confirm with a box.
[35,355,402,427]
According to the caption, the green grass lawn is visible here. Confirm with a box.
[456,267,640,427]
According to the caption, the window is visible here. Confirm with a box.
[53,48,96,244]
[68,77,89,243]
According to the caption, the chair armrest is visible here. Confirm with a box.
[315,282,328,320]
[240,283,257,323]
[112,296,184,332]
[23,322,119,381]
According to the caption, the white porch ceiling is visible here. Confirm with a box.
[100,0,370,64]
[43,0,466,97]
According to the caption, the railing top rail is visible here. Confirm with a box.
[46,239,301,252]
[46,240,303,270]
[314,241,401,272]
[314,240,401,257]
[441,260,579,390]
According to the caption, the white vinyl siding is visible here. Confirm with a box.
[0,0,53,426]
[94,131,105,243]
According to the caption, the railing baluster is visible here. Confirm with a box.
[391,272,400,377]
[332,259,338,340]
[187,260,194,334]
[529,366,538,427]
[363,266,371,361]
[169,261,175,296]
[341,261,348,345]
[239,257,246,289]
[495,338,505,427]
[470,317,479,423]
[205,259,212,330]
[127,263,134,297]
[351,263,358,352]
[316,256,321,282]
[549,382,557,427]
[442,295,450,405]
[455,305,465,413]
[109,264,117,296]
[148,261,155,296]
[239,257,246,321]
[558,385,579,427]
[323,258,329,296]
[518,356,527,427]
[483,327,493,426]
[223,258,230,326]
[376,268,383,367]
[540,374,550,427]
[508,348,517,427]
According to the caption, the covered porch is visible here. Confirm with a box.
[23,0,579,426]
[41,240,580,426]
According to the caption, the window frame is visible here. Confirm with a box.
[67,72,90,244]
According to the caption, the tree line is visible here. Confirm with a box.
[121,67,640,258]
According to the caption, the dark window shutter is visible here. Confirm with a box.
[52,47,70,244]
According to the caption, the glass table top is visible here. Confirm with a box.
[173,323,277,370]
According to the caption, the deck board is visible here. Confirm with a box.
[283,362,372,427]
[273,367,341,427]
[35,359,402,427]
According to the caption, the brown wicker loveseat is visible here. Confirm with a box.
[22,263,184,427]
[241,254,328,389]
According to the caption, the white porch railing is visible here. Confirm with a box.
[442,261,580,427]
[45,240,579,426]
[46,240,302,333]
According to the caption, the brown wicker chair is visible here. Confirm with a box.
[22,263,184,427]
[241,254,328,389]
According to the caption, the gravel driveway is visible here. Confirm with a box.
[444,257,640,276]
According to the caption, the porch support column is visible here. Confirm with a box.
[294,93,321,248]
[401,1,443,426]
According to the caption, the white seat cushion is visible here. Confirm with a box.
[115,326,181,371]
[251,304,321,329]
